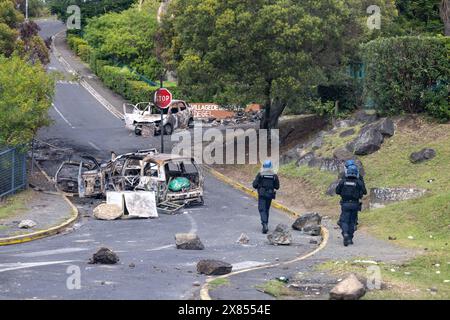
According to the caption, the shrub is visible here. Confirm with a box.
[362,36,450,121]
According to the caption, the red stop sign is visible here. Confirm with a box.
[154,88,173,109]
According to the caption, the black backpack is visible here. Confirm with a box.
[259,174,277,199]
[340,178,361,201]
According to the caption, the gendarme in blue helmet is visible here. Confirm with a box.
[263,160,273,169]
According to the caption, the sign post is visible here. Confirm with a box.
[154,85,172,153]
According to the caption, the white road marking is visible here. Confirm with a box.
[52,103,75,128]
[184,212,198,234]
[12,248,89,258]
[79,80,124,120]
[232,261,270,271]
[88,141,101,151]
[0,260,75,273]
[145,244,174,252]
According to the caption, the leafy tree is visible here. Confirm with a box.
[0,0,24,28]
[0,22,18,56]
[48,0,136,30]
[395,0,448,35]
[15,0,46,18]
[84,1,163,80]
[161,0,397,129]
[0,55,54,147]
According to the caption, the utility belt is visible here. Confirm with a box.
[340,199,362,210]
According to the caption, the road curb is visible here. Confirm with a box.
[200,166,330,300]
[0,162,79,246]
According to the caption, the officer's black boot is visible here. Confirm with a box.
[343,234,350,247]
[262,223,269,234]
[348,238,354,245]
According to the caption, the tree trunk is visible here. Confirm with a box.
[260,79,272,130]
[440,0,450,36]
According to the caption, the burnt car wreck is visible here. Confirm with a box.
[55,149,204,207]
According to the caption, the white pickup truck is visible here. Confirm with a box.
[123,100,194,135]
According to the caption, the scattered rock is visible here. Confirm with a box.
[308,157,343,173]
[268,224,292,245]
[129,263,135,268]
[89,247,119,264]
[309,239,318,244]
[311,136,324,150]
[93,203,123,220]
[388,236,397,241]
[410,148,436,164]
[292,213,322,231]
[303,225,322,236]
[370,187,427,208]
[326,180,340,196]
[339,128,355,138]
[355,110,378,123]
[296,151,315,167]
[236,233,250,245]
[175,233,205,250]
[329,274,366,300]
[354,128,384,155]
[333,147,354,160]
[197,260,232,275]
[18,219,37,229]
[193,281,201,287]
[374,118,395,137]
[280,145,303,165]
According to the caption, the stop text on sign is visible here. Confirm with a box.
[154,88,172,109]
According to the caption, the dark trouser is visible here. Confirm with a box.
[339,202,360,240]
[258,196,272,225]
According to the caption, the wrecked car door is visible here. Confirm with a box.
[78,161,104,198]
[55,161,90,194]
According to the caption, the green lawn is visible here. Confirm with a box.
[0,190,30,220]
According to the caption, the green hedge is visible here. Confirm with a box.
[362,36,450,122]
[65,36,185,104]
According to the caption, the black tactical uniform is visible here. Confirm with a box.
[335,176,367,246]
[252,172,280,234]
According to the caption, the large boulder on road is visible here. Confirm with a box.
[93,203,123,220]
[354,128,384,155]
[175,233,205,250]
[268,224,292,245]
[292,213,322,231]
[410,148,436,164]
[197,260,232,275]
[329,274,366,300]
[89,247,119,264]
[18,219,37,229]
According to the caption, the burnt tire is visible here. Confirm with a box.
[134,125,142,136]
[188,118,194,128]
[163,123,173,135]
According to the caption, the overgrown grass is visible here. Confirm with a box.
[0,190,31,220]
[279,162,336,195]
[256,280,302,299]
[209,278,230,289]
[315,125,363,158]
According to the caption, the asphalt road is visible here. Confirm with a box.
[0,20,316,300]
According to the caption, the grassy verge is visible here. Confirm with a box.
[209,278,230,290]
[0,190,31,220]
[256,280,302,299]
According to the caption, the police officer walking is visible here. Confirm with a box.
[335,161,367,246]
[252,160,280,234]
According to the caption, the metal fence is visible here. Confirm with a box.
[0,147,27,198]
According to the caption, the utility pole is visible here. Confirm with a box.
[25,0,29,21]
[160,75,164,154]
